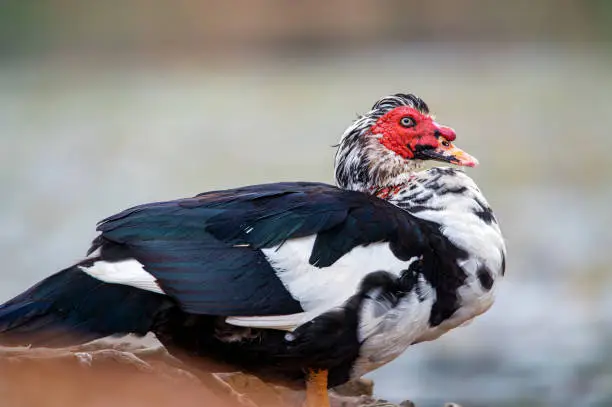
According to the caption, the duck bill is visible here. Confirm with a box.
[420,144,479,167]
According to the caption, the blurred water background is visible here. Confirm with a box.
[1,1,612,406]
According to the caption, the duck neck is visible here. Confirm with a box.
[334,130,425,194]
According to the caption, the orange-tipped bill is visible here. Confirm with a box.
[420,142,479,167]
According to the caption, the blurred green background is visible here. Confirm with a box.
[1,1,612,406]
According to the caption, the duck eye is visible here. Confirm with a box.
[441,140,450,147]
[400,117,415,128]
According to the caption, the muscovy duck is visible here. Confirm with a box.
[0,93,505,407]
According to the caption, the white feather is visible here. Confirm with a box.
[226,313,308,331]
[224,238,418,330]
[79,259,165,294]
[263,236,418,313]
[388,169,506,344]
[352,276,436,378]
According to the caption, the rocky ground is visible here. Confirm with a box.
[0,341,460,407]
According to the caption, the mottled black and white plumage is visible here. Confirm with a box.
[0,93,505,390]
[335,93,432,192]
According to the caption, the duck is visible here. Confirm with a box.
[0,93,506,407]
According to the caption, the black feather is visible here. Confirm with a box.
[92,182,432,317]
[0,266,170,347]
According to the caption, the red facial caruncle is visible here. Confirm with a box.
[371,106,455,159]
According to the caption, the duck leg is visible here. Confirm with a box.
[305,368,330,407]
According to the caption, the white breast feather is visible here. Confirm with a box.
[397,169,506,343]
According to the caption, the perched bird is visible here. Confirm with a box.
[0,93,505,407]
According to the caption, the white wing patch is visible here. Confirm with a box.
[226,313,308,331]
[262,236,418,313]
[226,307,338,331]
[226,236,417,331]
[79,259,165,295]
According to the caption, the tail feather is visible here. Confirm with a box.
[0,265,171,347]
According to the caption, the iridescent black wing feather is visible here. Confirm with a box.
[94,182,427,316]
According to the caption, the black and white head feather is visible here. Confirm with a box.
[334,93,430,192]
